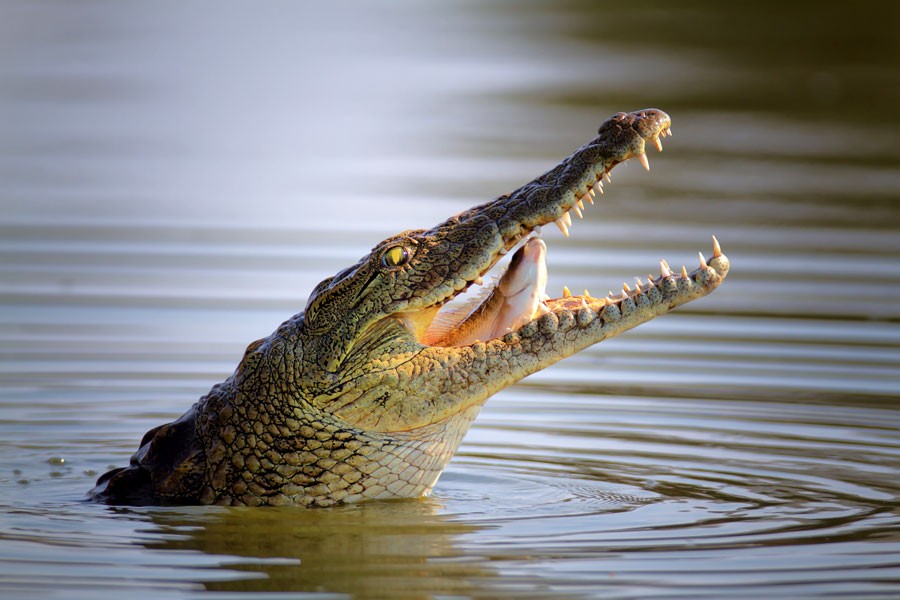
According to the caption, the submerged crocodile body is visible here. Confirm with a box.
[91,109,729,507]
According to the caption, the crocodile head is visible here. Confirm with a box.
[298,109,729,432]
[92,108,729,507]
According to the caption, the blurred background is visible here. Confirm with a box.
[1,2,898,599]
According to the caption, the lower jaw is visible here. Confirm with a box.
[424,236,728,350]
[501,247,730,348]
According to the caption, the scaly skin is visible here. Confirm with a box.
[91,109,729,507]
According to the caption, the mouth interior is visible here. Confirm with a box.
[405,125,684,347]
[421,235,548,347]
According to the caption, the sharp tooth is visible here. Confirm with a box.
[580,298,589,309]
[562,212,572,227]
[653,137,663,152]
[604,171,612,183]
[474,276,484,286]
[667,127,673,136]
[660,260,673,278]
[638,153,650,172]
[712,235,722,258]
[586,190,595,203]
[623,282,631,292]
[635,277,644,291]
[563,286,572,298]
[555,218,569,237]
[577,198,585,211]
[698,252,708,269]
[584,289,591,298]
[681,265,689,279]
[661,259,672,271]
[572,204,583,219]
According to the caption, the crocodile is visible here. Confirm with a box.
[91,108,729,507]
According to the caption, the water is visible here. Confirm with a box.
[1,1,899,598]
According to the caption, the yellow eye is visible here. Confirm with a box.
[382,246,410,268]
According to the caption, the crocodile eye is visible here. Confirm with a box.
[382,246,411,268]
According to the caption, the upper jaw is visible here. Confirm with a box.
[418,108,674,320]
[492,108,671,246]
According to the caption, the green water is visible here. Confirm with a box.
[1,2,899,598]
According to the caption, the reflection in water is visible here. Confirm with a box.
[144,501,488,598]
[1,0,899,598]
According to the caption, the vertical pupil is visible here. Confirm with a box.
[387,247,406,266]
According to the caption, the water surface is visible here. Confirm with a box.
[1,2,899,599]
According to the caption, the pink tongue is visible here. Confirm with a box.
[423,238,549,346]
[491,238,548,337]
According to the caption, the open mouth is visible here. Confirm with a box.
[423,236,550,346]
[423,231,725,348]
[416,119,728,348]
